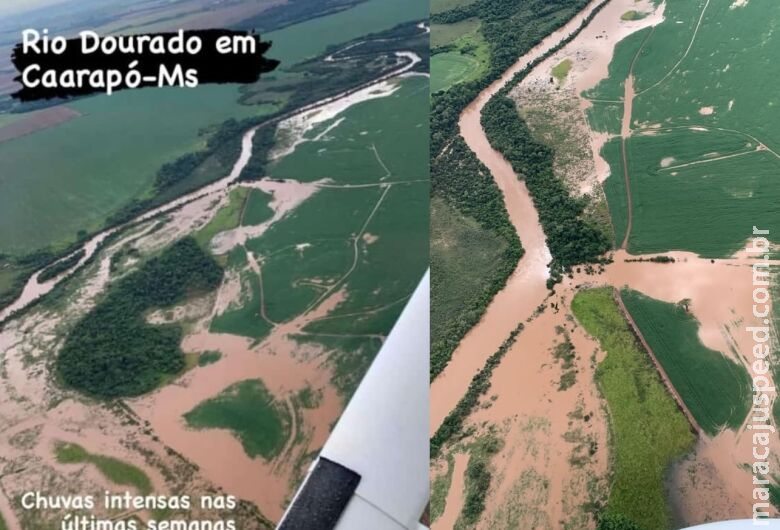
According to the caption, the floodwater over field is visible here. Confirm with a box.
[0,20,426,527]
[433,0,779,527]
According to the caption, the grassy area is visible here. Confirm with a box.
[431,18,481,48]
[551,58,573,83]
[431,197,509,375]
[210,268,274,340]
[620,10,646,21]
[620,288,751,435]
[198,350,222,367]
[193,187,249,248]
[184,379,291,461]
[430,454,455,523]
[571,288,695,530]
[454,433,503,529]
[242,189,275,226]
[590,0,780,255]
[55,442,152,494]
[430,27,489,94]
[431,52,483,93]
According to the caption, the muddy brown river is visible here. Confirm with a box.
[431,0,777,526]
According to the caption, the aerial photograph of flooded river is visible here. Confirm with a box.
[0,0,428,528]
[431,0,779,529]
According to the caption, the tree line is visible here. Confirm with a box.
[56,237,223,398]
[430,0,593,378]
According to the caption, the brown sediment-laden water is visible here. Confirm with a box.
[0,49,421,527]
[433,0,776,526]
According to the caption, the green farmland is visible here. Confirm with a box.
[571,288,695,530]
[184,379,292,460]
[588,0,780,255]
[431,52,482,93]
[55,442,153,494]
[430,18,488,94]
[207,75,428,393]
[431,18,481,48]
[0,0,424,263]
[620,288,751,435]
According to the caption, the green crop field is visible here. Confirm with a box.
[265,0,427,65]
[571,288,695,530]
[242,189,275,226]
[620,288,752,435]
[431,52,482,93]
[194,187,250,248]
[551,59,572,83]
[0,86,267,256]
[588,0,780,255]
[0,0,425,260]
[271,76,428,184]
[238,76,427,326]
[431,0,479,15]
[210,269,275,340]
[55,442,153,494]
[431,18,481,48]
[184,379,291,460]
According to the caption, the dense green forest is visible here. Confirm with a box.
[430,0,595,379]
[482,96,610,285]
[56,238,223,398]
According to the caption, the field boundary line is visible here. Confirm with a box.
[306,183,392,313]
[636,0,711,96]
[614,289,702,435]
[659,148,760,172]
[370,143,392,179]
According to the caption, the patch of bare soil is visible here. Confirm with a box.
[0,106,82,144]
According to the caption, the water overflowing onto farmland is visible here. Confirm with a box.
[0,14,426,524]
[433,0,779,526]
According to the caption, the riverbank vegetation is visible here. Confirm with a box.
[37,250,86,284]
[56,237,223,398]
[431,323,523,459]
[430,0,606,379]
[482,95,611,285]
[0,18,428,315]
[620,288,751,435]
[55,442,152,494]
[572,288,695,530]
